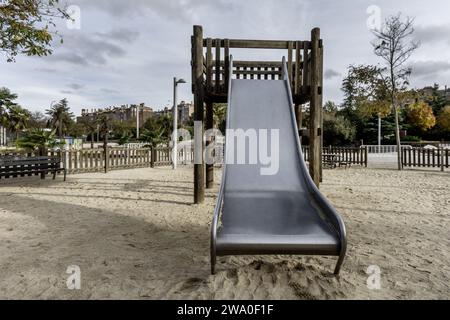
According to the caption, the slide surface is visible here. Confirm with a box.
[211,59,347,275]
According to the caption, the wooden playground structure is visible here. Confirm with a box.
[191,25,324,204]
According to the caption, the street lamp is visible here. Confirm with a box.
[136,104,141,140]
[172,77,186,170]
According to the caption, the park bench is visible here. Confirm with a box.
[0,156,66,181]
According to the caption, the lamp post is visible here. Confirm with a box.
[172,77,186,170]
[136,105,140,140]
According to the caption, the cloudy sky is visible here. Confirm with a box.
[1,0,450,115]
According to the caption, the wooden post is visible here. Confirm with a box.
[364,146,369,168]
[206,101,214,189]
[193,25,205,204]
[295,42,303,140]
[104,147,109,173]
[206,38,212,95]
[309,28,322,187]
[224,39,230,93]
[319,40,324,183]
[150,147,155,168]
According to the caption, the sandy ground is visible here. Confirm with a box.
[0,166,449,300]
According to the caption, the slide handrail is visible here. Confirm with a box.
[210,55,234,274]
[281,57,347,274]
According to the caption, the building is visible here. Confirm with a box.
[178,101,194,125]
[77,103,154,127]
[420,85,450,102]
[153,107,172,118]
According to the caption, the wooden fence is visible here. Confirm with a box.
[401,147,449,170]
[0,147,195,175]
[1,145,367,175]
[302,146,368,167]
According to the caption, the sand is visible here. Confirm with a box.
[0,166,449,299]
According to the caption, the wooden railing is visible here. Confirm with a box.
[401,147,449,169]
[0,147,195,175]
[302,146,368,167]
[62,148,152,174]
[201,38,313,104]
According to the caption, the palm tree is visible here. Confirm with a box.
[139,127,166,148]
[46,98,74,139]
[0,87,18,130]
[78,116,98,148]
[16,129,62,156]
[5,105,31,140]
[140,116,171,147]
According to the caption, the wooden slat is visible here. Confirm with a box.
[288,41,293,83]
[206,38,213,93]
[224,39,230,93]
[295,41,302,95]
[215,38,221,93]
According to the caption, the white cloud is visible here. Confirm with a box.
[2,0,450,114]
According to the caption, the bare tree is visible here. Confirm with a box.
[371,14,419,170]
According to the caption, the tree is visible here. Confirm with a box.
[0,0,70,62]
[425,84,447,115]
[46,98,73,139]
[27,111,48,129]
[16,128,62,155]
[139,128,165,148]
[437,106,450,134]
[213,103,227,132]
[371,14,420,170]
[140,116,170,147]
[323,111,356,146]
[67,121,86,139]
[78,116,99,148]
[406,101,436,131]
[0,87,18,124]
[4,104,30,139]
[341,65,391,144]
[342,65,391,119]
[111,119,135,141]
[324,101,339,113]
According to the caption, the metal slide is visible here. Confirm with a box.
[211,57,347,275]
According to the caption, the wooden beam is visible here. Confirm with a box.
[193,25,205,204]
[309,28,322,187]
[204,39,311,50]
